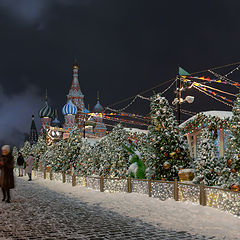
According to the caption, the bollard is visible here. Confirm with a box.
[50,171,53,180]
[127,177,132,193]
[62,172,66,183]
[200,182,206,206]
[100,176,104,192]
[148,179,152,197]
[173,179,179,201]
[44,170,46,179]
[72,174,76,187]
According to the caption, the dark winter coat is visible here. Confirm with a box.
[0,153,15,189]
[17,155,24,166]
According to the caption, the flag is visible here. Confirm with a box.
[179,67,190,76]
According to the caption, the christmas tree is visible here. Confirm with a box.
[193,127,224,186]
[75,139,94,176]
[20,141,32,159]
[12,146,18,165]
[95,124,129,177]
[220,93,240,189]
[31,136,48,169]
[58,127,83,174]
[49,140,68,172]
[145,93,191,180]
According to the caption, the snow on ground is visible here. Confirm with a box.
[32,176,240,240]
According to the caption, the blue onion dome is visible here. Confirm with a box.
[39,101,54,118]
[62,99,78,115]
[93,101,104,113]
[84,108,90,113]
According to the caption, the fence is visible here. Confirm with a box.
[31,170,240,217]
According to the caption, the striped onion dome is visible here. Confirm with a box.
[93,101,104,113]
[39,101,54,118]
[62,99,78,115]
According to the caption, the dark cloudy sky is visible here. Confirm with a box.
[0,0,240,146]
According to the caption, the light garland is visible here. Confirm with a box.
[208,70,240,88]
[225,64,240,77]
[161,79,177,95]
[193,85,233,107]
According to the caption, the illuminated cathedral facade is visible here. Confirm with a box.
[38,60,107,142]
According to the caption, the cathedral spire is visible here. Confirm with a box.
[29,115,38,145]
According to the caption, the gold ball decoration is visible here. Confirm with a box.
[231,184,240,192]
[169,152,176,157]
[238,154,240,158]
[163,161,171,169]
[227,159,232,166]
[176,148,181,154]
[164,152,168,157]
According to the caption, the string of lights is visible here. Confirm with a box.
[208,70,240,88]
[193,82,236,96]
[137,94,150,101]
[224,64,240,77]
[161,78,177,95]
[193,85,233,107]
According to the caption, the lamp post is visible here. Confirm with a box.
[173,76,194,124]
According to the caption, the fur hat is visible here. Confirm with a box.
[2,145,10,153]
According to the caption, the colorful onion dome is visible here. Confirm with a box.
[62,99,78,115]
[84,108,90,113]
[93,101,104,113]
[39,101,54,118]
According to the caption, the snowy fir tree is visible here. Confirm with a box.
[49,140,68,172]
[145,93,191,180]
[12,146,18,164]
[31,136,48,169]
[57,127,83,174]
[193,128,224,186]
[220,93,240,188]
[75,139,94,176]
[96,124,130,177]
[20,141,32,159]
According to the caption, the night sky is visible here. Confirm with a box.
[0,0,240,146]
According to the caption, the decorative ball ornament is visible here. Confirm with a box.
[231,184,240,191]
[163,161,171,169]
[176,148,181,154]
[164,152,168,157]
[231,168,237,173]
[160,146,164,151]
[169,152,176,157]
[227,159,232,166]
[238,154,240,158]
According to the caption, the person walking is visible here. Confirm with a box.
[0,145,15,203]
[17,152,24,177]
[25,154,34,181]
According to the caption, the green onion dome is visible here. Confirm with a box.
[39,101,54,118]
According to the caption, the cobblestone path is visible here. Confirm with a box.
[0,177,215,240]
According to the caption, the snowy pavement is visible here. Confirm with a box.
[0,176,239,239]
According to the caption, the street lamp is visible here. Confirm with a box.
[173,76,194,124]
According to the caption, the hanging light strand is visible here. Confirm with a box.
[208,70,240,88]
[193,85,233,107]
[225,64,240,77]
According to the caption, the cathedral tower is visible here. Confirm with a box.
[38,90,54,134]
[67,59,85,130]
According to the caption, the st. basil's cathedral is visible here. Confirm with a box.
[32,60,107,145]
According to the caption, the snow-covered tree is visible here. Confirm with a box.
[20,141,32,159]
[95,124,130,177]
[145,93,191,180]
[193,128,224,186]
[75,139,94,176]
[57,127,83,173]
[220,93,240,188]
[12,146,18,164]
